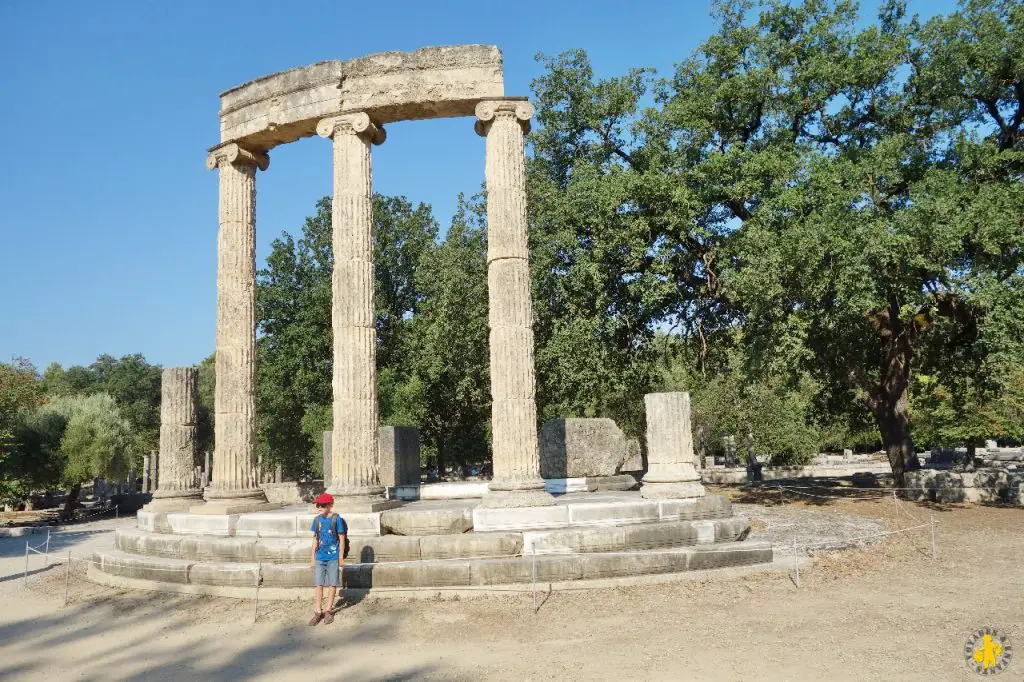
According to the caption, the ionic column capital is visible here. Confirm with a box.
[475,98,534,137]
[317,112,386,145]
[205,143,269,171]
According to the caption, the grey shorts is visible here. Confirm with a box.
[314,559,340,587]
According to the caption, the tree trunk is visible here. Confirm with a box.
[60,482,82,522]
[870,301,922,488]
[436,441,446,482]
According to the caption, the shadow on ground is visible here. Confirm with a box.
[0,585,435,681]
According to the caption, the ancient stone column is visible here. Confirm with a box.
[641,392,705,499]
[475,99,553,507]
[202,142,272,513]
[146,367,203,510]
[317,113,398,512]
[142,454,151,493]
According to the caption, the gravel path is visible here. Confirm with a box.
[736,502,889,556]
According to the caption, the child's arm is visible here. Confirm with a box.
[310,521,318,567]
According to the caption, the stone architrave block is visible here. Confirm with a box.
[620,438,643,473]
[378,426,420,487]
[540,418,630,479]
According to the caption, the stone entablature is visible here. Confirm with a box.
[219,45,504,149]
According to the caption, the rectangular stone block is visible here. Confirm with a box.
[568,500,658,527]
[254,538,309,562]
[260,562,310,588]
[137,533,185,557]
[166,513,237,536]
[296,512,381,537]
[540,418,630,478]
[469,555,583,586]
[179,536,258,562]
[691,520,716,544]
[370,560,471,588]
[544,478,595,494]
[580,550,689,579]
[523,527,626,555]
[381,507,472,535]
[136,511,170,533]
[115,529,142,554]
[419,533,522,560]
[236,513,299,538]
[713,518,750,542]
[379,426,420,487]
[472,505,570,532]
[98,551,191,584]
[349,536,422,563]
[188,562,261,587]
[687,541,773,571]
[621,522,698,550]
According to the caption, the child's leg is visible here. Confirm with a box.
[313,585,324,613]
[325,586,337,612]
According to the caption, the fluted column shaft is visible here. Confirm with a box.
[206,143,268,501]
[318,113,387,498]
[641,392,706,499]
[476,99,551,503]
[153,367,202,499]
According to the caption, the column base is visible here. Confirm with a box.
[194,487,278,514]
[640,481,707,500]
[480,479,556,508]
[144,489,203,512]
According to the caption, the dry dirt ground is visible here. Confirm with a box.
[0,490,1021,681]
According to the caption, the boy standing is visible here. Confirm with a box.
[309,492,347,625]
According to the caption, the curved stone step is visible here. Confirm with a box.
[115,516,749,563]
[90,540,772,591]
[114,527,523,564]
[135,495,734,539]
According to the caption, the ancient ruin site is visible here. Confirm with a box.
[2,2,1022,680]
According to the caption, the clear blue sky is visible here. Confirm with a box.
[0,0,956,370]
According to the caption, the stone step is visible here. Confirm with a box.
[135,495,734,538]
[471,495,731,532]
[90,540,772,591]
[114,515,749,563]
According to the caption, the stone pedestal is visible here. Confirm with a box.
[199,143,273,514]
[379,426,421,488]
[317,113,400,513]
[475,99,553,508]
[641,392,705,499]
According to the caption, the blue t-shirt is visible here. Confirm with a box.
[311,514,347,562]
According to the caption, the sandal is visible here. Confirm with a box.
[308,611,324,626]
[323,611,335,625]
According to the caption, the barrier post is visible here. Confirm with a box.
[531,546,537,612]
[930,515,937,561]
[44,527,51,566]
[23,541,29,586]
[794,554,800,588]
[64,551,71,606]
[253,562,262,624]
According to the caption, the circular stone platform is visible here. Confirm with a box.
[88,491,772,597]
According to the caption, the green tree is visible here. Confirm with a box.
[256,194,438,477]
[403,194,492,475]
[45,393,132,518]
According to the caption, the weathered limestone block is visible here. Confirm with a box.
[621,438,643,473]
[539,418,629,479]
[641,392,705,499]
[219,45,505,148]
[379,426,420,487]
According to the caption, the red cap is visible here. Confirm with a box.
[314,492,334,506]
